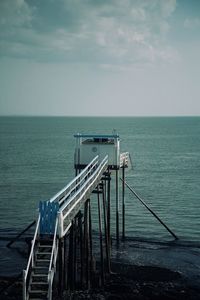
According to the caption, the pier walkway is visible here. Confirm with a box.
[23,147,129,300]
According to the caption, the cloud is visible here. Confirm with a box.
[0,0,32,27]
[0,0,178,65]
[184,17,200,29]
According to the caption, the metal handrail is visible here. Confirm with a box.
[49,218,58,272]
[59,160,99,206]
[23,215,40,300]
[49,155,99,204]
[60,156,108,237]
[61,155,108,213]
[23,155,109,299]
[47,218,58,300]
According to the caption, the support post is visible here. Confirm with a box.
[58,238,64,295]
[64,235,68,289]
[73,217,77,288]
[83,200,90,289]
[68,220,75,290]
[102,180,111,273]
[122,179,179,240]
[97,186,104,286]
[77,211,83,288]
[88,200,95,284]
[122,166,125,240]
[116,169,119,243]
[107,171,111,243]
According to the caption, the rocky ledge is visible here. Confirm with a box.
[1,263,200,300]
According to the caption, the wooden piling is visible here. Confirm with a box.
[73,217,77,288]
[116,169,119,242]
[64,235,68,289]
[107,171,111,243]
[88,199,95,283]
[68,220,75,290]
[58,238,64,295]
[102,180,111,273]
[97,186,104,286]
[122,166,125,240]
[83,200,90,289]
[77,211,83,288]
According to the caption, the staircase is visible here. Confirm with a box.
[28,239,53,300]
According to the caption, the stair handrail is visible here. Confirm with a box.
[58,158,99,206]
[59,155,108,237]
[49,218,58,273]
[23,214,40,300]
[61,155,108,213]
[49,155,99,205]
[48,217,58,300]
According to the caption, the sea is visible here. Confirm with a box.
[0,116,200,285]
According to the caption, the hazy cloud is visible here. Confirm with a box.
[184,17,200,29]
[0,0,178,65]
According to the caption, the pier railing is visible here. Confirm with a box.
[23,155,109,300]
[48,218,58,300]
[23,215,40,300]
[49,155,99,206]
[58,155,108,237]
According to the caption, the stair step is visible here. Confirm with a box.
[33,265,48,268]
[31,282,48,286]
[36,259,50,262]
[32,275,48,284]
[33,267,48,274]
[38,240,53,245]
[30,283,48,291]
[38,245,52,249]
[35,262,50,268]
[32,273,48,277]
[28,298,47,300]
[32,278,48,283]
[29,289,48,294]
[36,252,51,255]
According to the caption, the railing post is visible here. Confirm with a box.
[31,240,34,268]
[57,211,63,238]
[23,270,26,300]
[48,270,52,300]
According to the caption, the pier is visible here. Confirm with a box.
[22,134,129,300]
[22,133,177,300]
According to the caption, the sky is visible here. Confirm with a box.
[0,0,199,116]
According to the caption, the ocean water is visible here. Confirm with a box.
[0,116,200,277]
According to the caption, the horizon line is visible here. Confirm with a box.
[0,114,199,118]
